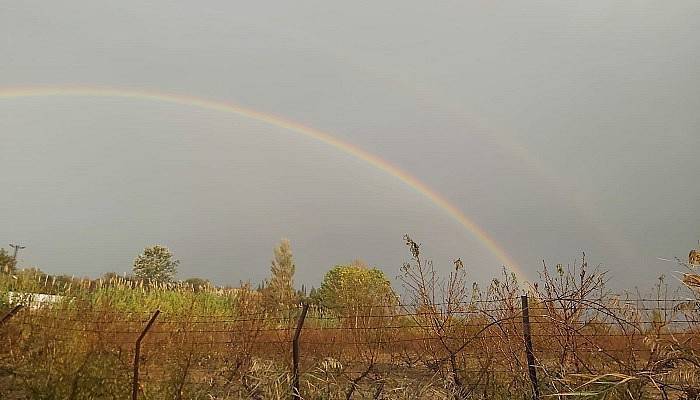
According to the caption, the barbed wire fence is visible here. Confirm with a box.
[2,294,700,399]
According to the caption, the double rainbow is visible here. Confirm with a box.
[0,85,522,277]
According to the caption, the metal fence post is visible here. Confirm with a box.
[521,295,540,400]
[0,305,23,326]
[132,310,160,400]
[292,303,309,400]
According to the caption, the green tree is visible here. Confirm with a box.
[183,277,210,291]
[316,260,396,313]
[0,248,16,274]
[132,245,179,283]
[263,239,297,307]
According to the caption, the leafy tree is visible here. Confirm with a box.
[183,277,210,291]
[132,245,179,283]
[262,239,297,307]
[0,248,16,274]
[301,286,320,306]
[316,260,396,313]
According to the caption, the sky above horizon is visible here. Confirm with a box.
[1,1,699,289]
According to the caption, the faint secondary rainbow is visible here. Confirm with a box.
[0,85,522,276]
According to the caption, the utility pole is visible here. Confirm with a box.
[9,243,25,266]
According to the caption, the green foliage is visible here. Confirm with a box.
[183,277,211,291]
[315,261,396,312]
[73,285,242,315]
[0,248,16,274]
[132,244,179,283]
[262,239,297,307]
[1,267,49,295]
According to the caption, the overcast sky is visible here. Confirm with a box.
[1,1,699,289]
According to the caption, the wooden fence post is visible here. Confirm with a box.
[521,295,540,400]
[292,303,309,400]
[132,310,160,400]
[0,305,23,326]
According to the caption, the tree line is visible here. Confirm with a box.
[0,239,395,311]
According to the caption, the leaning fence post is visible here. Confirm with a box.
[521,294,540,400]
[132,310,160,400]
[291,303,309,400]
[0,305,23,326]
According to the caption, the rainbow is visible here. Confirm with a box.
[0,85,522,276]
